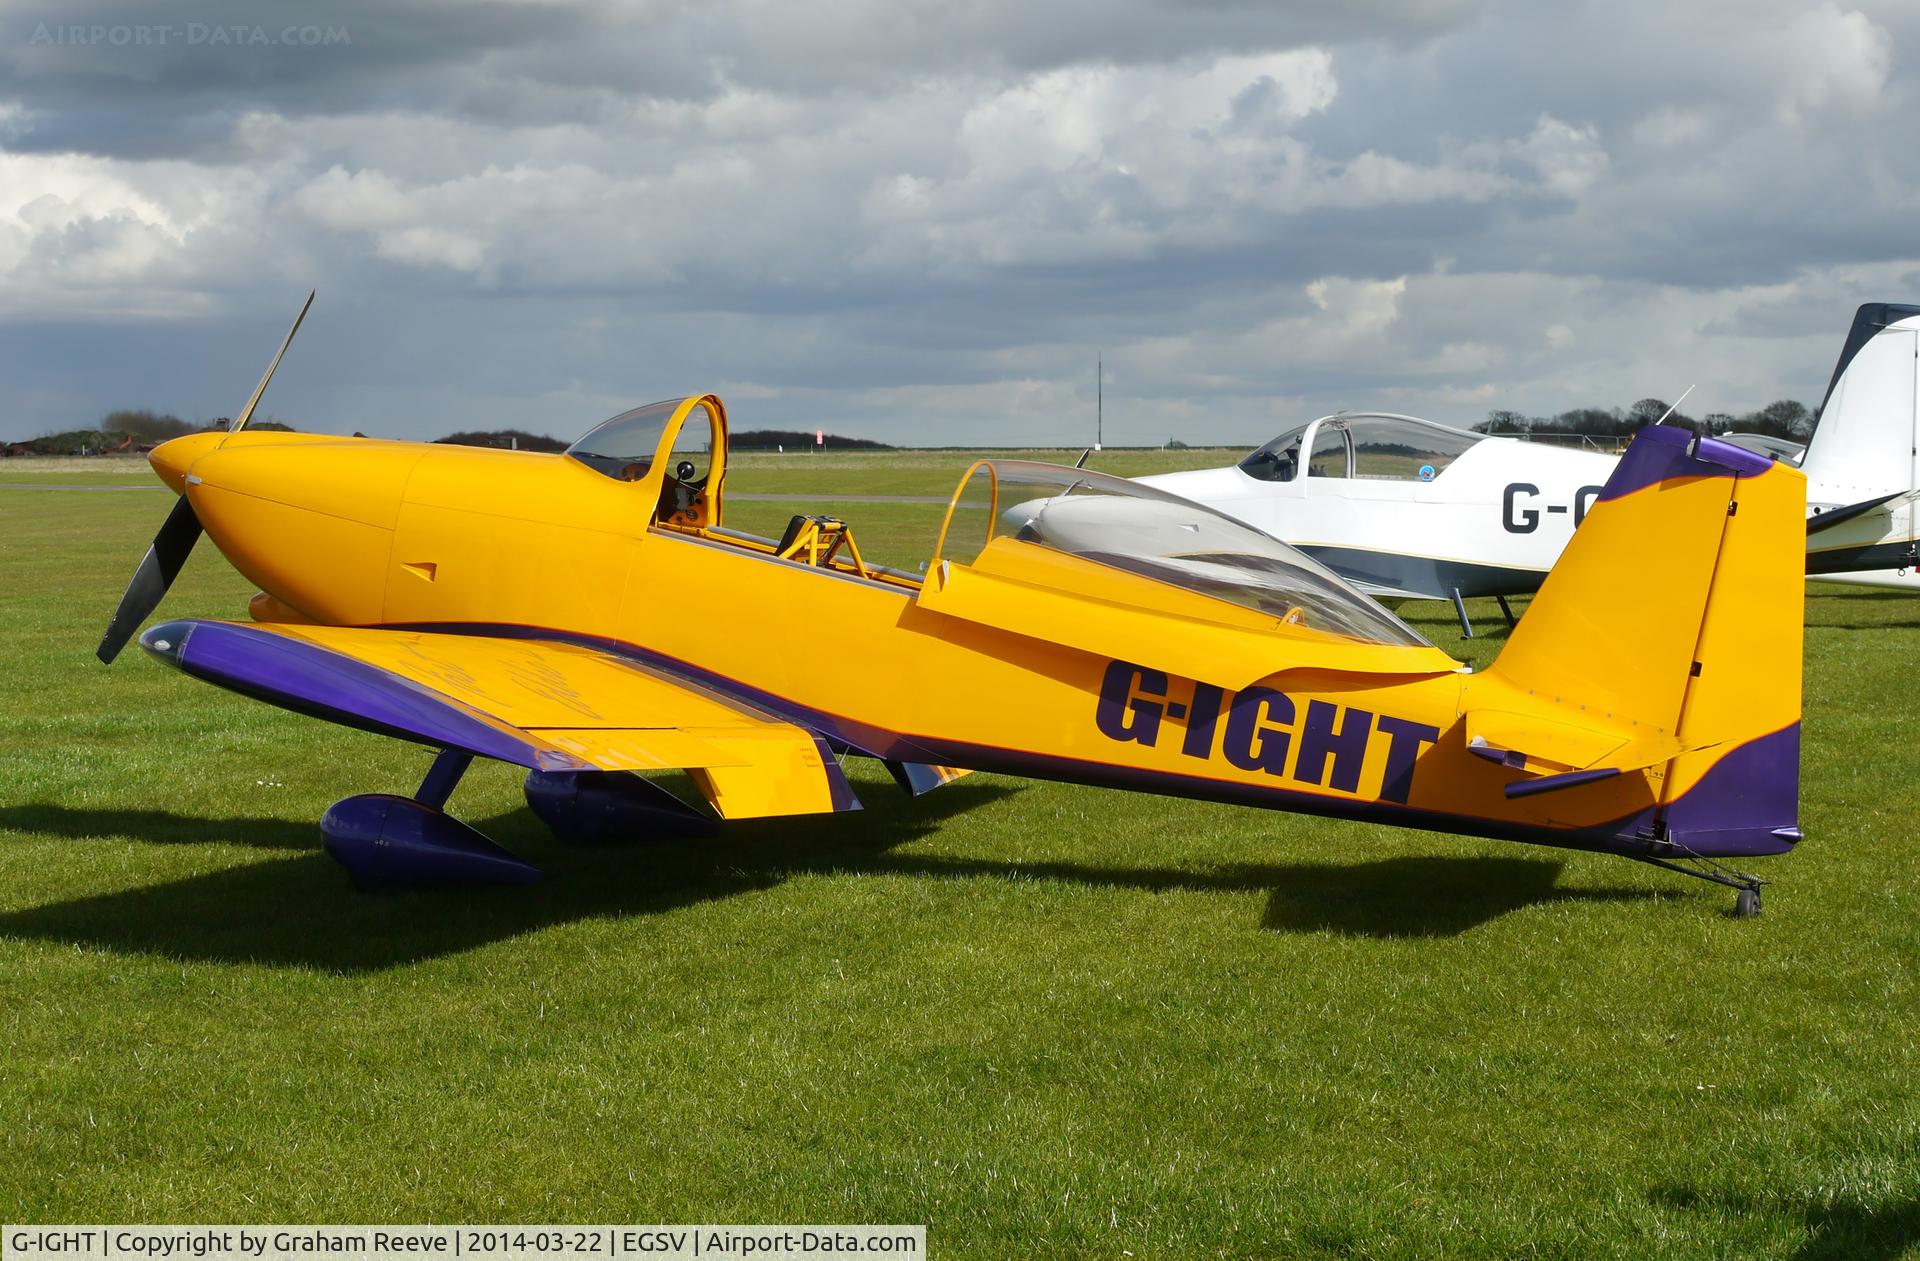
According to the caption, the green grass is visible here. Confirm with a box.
[3,462,1920,1258]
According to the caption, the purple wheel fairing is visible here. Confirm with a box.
[522,770,718,844]
[321,794,540,888]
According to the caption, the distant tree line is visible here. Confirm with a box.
[3,408,290,456]
[1475,397,1817,443]
[433,429,568,453]
[5,411,901,457]
[731,429,893,451]
[26,398,1816,459]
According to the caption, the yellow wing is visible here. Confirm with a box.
[139,619,860,819]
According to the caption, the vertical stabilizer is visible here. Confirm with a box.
[1478,426,1806,856]
[1801,302,1920,502]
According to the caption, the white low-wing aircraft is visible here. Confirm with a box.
[1138,303,1920,634]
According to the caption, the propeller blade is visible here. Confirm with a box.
[96,495,204,664]
[99,291,311,662]
[224,288,314,442]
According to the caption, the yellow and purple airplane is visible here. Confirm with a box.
[98,298,1807,914]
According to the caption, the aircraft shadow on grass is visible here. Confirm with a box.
[851,851,1648,940]
[0,784,1652,972]
[1258,854,1651,936]
[0,804,316,850]
[1654,1183,1920,1261]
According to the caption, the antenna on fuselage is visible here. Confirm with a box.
[1096,355,1103,452]
[1651,384,1697,428]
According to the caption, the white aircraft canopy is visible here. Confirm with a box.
[936,459,1433,648]
[1238,412,1482,484]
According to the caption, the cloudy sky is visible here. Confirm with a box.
[1,0,1915,445]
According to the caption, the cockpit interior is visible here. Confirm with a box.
[567,396,1431,648]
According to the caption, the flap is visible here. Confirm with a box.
[139,619,859,820]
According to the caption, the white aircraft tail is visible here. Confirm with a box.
[1800,302,1920,502]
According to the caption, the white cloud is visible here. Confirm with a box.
[1513,115,1609,197]
[1305,275,1407,336]
[0,150,268,315]
[1630,106,1713,150]
[1315,149,1507,207]
[1769,4,1891,124]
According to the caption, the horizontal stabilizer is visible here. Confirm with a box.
[1464,711,1625,774]
[1807,488,1920,534]
[1463,712,1683,779]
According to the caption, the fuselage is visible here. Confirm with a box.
[1140,435,1609,599]
[1141,423,1918,600]
[147,423,1762,859]
[1144,306,1920,601]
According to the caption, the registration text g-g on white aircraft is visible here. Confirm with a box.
[1139,303,1920,621]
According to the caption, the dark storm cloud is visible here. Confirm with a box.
[1,1,621,156]
[0,0,1915,444]
[2,0,1479,153]
[6,2,591,105]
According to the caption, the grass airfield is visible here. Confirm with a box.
[2,451,1919,1257]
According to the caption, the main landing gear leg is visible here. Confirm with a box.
[416,749,472,810]
[1633,853,1765,918]
[320,748,540,889]
[1495,595,1518,631]
[1450,587,1474,639]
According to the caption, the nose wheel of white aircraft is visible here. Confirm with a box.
[1450,588,1522,639]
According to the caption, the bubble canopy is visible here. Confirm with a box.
[567,398,707,480]
[934,460,1433,648]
